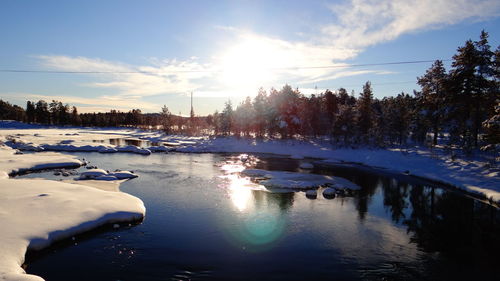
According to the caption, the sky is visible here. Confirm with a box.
[0,0,499,115]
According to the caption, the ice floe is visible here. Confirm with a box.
[242,169,361,191]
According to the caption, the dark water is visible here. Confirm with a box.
[19,152,500,281]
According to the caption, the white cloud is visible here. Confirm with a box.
[2,92,159,113]
[323,0,500,48]
[32,0,500,104]
[36,55,213,97]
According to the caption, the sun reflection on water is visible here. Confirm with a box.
[227,174,254,211]
[219,154,265,212]
[219,154,286,252]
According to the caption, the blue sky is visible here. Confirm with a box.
[1,0,499,115]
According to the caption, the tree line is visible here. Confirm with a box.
[0,31,498,152]
[209,31,499,152]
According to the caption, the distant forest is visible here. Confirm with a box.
[1,31,499,152]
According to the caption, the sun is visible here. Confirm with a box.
[218,36,283,90]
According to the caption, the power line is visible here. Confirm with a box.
[321,80,417,89]
[0,59,450,75]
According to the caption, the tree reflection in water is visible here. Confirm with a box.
[317,163,500,278]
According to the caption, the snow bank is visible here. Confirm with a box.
[0,142,145,281]
[0,145,82,176]
[0,178,145,281]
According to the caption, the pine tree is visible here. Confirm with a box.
[481,102,500,161]
[35,100,50,124]
[160,105,172,134]
[221,100,234,135]
[417,60,448,146]
[448,32,497,149]
[234,97,255,137]
[253,88,268,137]
[357,81,374,143]
[324,89,337,135]
[26,101,35,123]
[71,106,80,126]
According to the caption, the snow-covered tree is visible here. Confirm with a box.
[160,105,172,134]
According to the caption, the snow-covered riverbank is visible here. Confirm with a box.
[0,121,498,279]
[0,141,145,281]
[2,121,497,203]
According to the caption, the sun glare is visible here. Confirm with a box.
[219,37,283,89]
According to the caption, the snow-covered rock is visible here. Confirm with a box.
[95,175,119,181]
[148,145,169,152]
[78,169,108,180]
[299,162,314,169]
[17,143,44,152]
[98,147,118,153]
[305,190,317,199]
[109,171,138,180]
[331,177,362,191]
[117,145,152,155]
[323,187,336,199]
[163,142,181,147]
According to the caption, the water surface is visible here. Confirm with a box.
[20,152,500,280]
